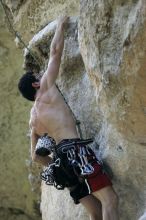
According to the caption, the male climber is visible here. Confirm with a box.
[18,16,119,220]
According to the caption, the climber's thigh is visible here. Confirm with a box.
[92,185,118,206]
[79,194,102,215]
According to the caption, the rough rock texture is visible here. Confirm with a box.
[3,0,80,41]
[78,1,146,220]
[1,0,146,220]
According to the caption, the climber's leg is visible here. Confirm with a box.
[92,186,119,220]
[80,194,102,220]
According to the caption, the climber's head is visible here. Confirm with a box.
[18,72,40,101]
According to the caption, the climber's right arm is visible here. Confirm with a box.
[40,16,68,89]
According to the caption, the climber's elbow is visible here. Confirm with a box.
[32,152,39,163]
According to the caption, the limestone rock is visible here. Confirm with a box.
[1,0,146,220]
[79,0,146,219]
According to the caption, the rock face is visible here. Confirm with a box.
[78,1,146,220]
[1,0,146,220]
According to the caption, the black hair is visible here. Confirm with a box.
[18,72,38,101]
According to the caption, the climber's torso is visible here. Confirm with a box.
[29,84,78,144]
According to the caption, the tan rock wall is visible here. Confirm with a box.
[1,0,146,220]
[79,1,146,219]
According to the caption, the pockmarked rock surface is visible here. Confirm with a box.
[1,0,146,220]
[78,1,146,220]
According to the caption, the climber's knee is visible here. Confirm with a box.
[80,195,102,220]
[93,186,119,211]
[90,211,102,220]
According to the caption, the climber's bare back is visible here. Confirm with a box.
[30,84,78,144]
[28,17,79,144]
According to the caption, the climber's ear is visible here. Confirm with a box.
[32,82,40,88]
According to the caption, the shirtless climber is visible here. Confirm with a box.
[18,16,119,220]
